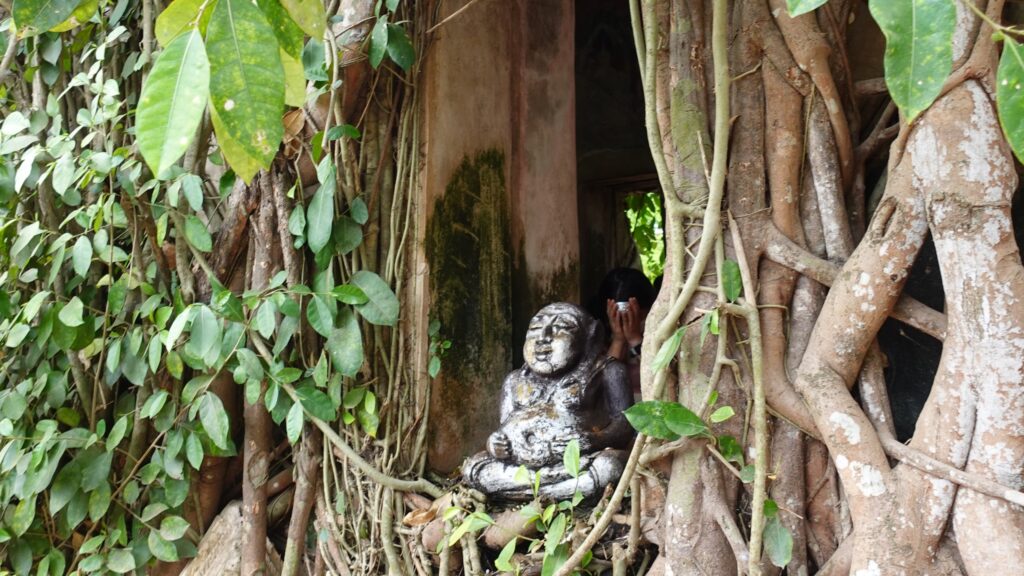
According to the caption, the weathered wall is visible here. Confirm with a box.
[418,0,579,472]
[510,0,580,358]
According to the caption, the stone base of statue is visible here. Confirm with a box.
[462,448,628,502]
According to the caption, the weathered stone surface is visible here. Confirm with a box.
[180,501,282,575]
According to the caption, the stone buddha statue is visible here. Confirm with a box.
[462,302,634,501]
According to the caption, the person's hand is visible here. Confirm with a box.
[487,431,512,460]
[606,299,627,346]
[621,297,643,348]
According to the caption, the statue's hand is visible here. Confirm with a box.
[487,431,512,460]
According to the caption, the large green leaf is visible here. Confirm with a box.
[137,30,210,177]
[386,23,415,71]
[281,0,326,39]
[624,401,680,441]
[295,385,336,421]
[199,391,231,450]
[184,214,212,252]
[326,308,363,377]
[651,326,684,372]
[786,0,827,17]
[306,166,335,254]
[155,0,213,47]
[12,0,81,37]
[869,0,955,121]
[206,0,285,178]
[186,305,221,367]
[764,516,794,568]
[210,107,263,183]
[306,294,335,337]
[351,270,398,326]
[258,0,305,58]
[368,16,388,68]
[997,37,1024,163]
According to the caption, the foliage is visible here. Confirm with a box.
[450,440,592,575]
[624,191,664,283]
[0,0,416,573]
[868,0,955,122]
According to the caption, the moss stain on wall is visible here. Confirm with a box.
[425,150,513,472]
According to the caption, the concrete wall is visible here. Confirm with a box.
[418,0,579,472]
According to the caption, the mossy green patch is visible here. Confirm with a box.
[425,150,513,471]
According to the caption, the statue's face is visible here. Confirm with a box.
[523,310,583,376]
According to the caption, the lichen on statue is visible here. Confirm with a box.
[462,302,634,501]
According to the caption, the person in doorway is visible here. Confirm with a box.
[589,268,656,397]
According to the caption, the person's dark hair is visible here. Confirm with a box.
[588,268,655,333]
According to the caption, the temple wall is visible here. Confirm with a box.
[416,0,578,472]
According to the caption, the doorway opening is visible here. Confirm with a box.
[575,0,660,303]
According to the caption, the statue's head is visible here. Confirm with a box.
[523,303,602,376]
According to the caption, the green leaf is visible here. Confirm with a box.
[563,438,580,479]
[545,513,566,555]
[256,300,277,339]
[306,167,335,254]
[286,401,303,443]
[258,0,305,58]
[334,215,363,255]
[50,462,81,513]
[207,0,285,177]
[186,432,204,469]
[763,498,779,519]
[496,537,517,572]
[307,294,336,337]
[166,306,193,351]
[717,435,744,465]
[149,530,179,562]
[88,481,112,520]
[199,391,231,450]
[106,548,136,574]
[137,30,210,177]
[72,236,92,277]
[447,510,493,546]
[331,284,368,305]
[156,0,213,46]
[106,416,128,451]
[997,37,1024,163]
[710,406,735,423]
[10,495,35,537]
[210,108,263,183]
[351,270,399,326]
[59,296,85,327]
[81,450,112,491]
[160,515,191,540]
[722,259,742,302]
[350,196,368,224]
[386,23,415,71]
[869,0,955,121]
[368,16,388,68]
[295,385,336,421]
[181,174,205,211]
[186,305,221,367]
[664,403,710,438]
[623,401,680,440]
[281,0,326,39]
[326,308,363,377]
[764,516,793,568]
[12,0,81,36]
[652,326,684,372]
[740,465,756,483]
[786,0,828,17]
[326,124,361,140]
[282,49,306,108]
[184,214,212,252]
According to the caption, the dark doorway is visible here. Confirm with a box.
[575,0,658,297]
